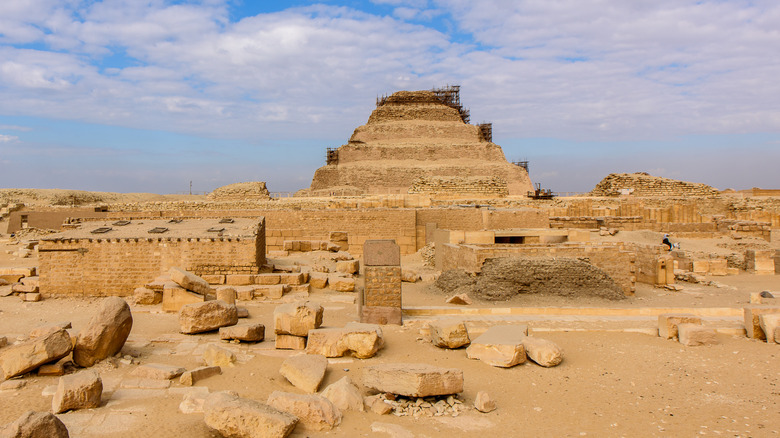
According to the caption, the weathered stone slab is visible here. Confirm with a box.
[658,313,701,339]
[276,335,306,350]
[203,391,298,438]
[429,320,470,349]
[466,325,528,368]
[743,306,780,340]
[52,370,102,413]
[329,276,355,292]
[215,287,237,306]
[758,314,780,343]
[280,273,305,286]
[521,336,563,367]
[169,267,213,296]
[162,283,204,313]
[364,395,393,415]
[203,344,236,368]
[320,376,364,412]
[226,275,254,286]
[267,391,342,431]
[0,329,72,380]
[360,306,402,325]
[401,269,420,283]
[180,366,222,386]
[219,324,265,342]
[280,354,328,393]
[0,411,69,438]
[309,273,328,289]
[335,260,359,275]
[677,323,719,346]
[306,323,384,359]
[130,363,186,380]
[273,301,323,336]
[179,301,238,334]
[72,297,133,368]
[362,363,464,397]
[254,274,281,285]
[363,240,400,266]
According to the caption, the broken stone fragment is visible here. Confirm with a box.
[364,395,393,415]
[466,325,528,368]
[52,370,102,414]
[273,301,323,336]
[743,306,780,340]
[180,366,222,386]
[236,307,250,318]
[29,321,71,339]
[0,411,69,438]
[162,283,203,313]
[73,297,133,368]
[759,314,780,343]
[429,320,470,349]
[401,269,421,283]
[203,391,298,438]
[328,276,356,292]
[267,391,342,431]
[677,323,719,346]
[169,267,213,296]
[276,335,307,350]
[657,313,701,340]
[0,328,72,380]
[203,344,236,368]
[215,287,237,305]
[474,390,496,413]
[280,354,328,393]
[445,293,472,305]
[179,301,238,334]
[362,363,464,397]
[521,336,563,367]
[130,363,186,380]
[219,324,265,342]
[335,260,359,275]
[309,273,329,289]
[306,323,384,359]
[320,376,364,412]
[133,286,161,305]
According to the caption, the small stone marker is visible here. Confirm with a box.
[364,395,393,415]
[446,293,472,305]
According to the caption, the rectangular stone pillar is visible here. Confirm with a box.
[361,240,402,325]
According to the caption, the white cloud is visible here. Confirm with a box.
[0,134,19,143]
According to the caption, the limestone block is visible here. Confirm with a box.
[219,324,265,342]
[276,335,307,350]
[131,363,186,380]
[1,411,69,438]
[235,286,254,301]
[360,306,403,325]
[709,259,728,276]
[446,293,472,305]
[320,376,364,412]
[775,327,780,344]
[203,344,236,367]
[179,301,238,334]
[743,306,780,339]
[692,260,709,274]
[329,276,355,292]
[72,297,133,368]
[306,323,384,359]
[215,287,237,306]
[521,336,563,367]
[364,395,393,415]
[29,321,71,339]
[0,329,72,379]
[203,391,298,438]
[226,275,254,286]
[758,314,780,343]
[677,323,719,346]
[22,292,41,302]
[254,274,281,285]
[52,370,102,414]
[658,313,701,339]
[134,287,161,305]
[336,260,359,275]
[309,273,329,289]
[273,301,323,336]
[362,363,464,397]
[0,285,12,297]
[237,307,250,318]
[429,320,470,349]
[180,366,222,386]
[169,267,213,296]
[401,269,420,283]
[201,274,225,285]
[474,391,496,413]
[280,354,328,393]
[0,336,6,348]
[266,391,342,431]
[290,284,310,294]
[12,283,38,294]
[37,361,66,376]
[280,273,305,286]
[466,325,528,368]
[162,283,204,313]
[363,240,400,266]
[746,249,775,274]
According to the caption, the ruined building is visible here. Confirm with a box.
[299,86,534,197]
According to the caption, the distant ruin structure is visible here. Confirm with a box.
[208,182,271,201]
[300,86,533,197]
[591,173,720,197]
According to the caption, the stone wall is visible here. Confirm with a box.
[407,176,508,198]
[591,173,720,197]
[207,182,270,201]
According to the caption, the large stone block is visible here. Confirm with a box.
[52,370,102,414]
[254,274,281,285]
[219,324,265,342]
[363,240,400,266]
[759,314,780,343]
[360,306,402,325]
[0,329,72,380]
[203,391,298,438]
[746,249,775,274]
[466,325,528,368]
[215,287,237,305]
[335,260,359,274]
[521,336,563,367]
[362,363,463,397]
[320,376,364,412]
[309,273,329,289]
[0,411,69,438]
[266,391,342,431]
[280,354,328,393]
[429,320,470,349]
[179,301,238,334]
[658,313,701,339]
[306,323,384,359]
[72,297,133,368]
[677,323,719,346]
[169,267,213,296]
[328,276,355,292]
[203,344,236,368]
[273,301,323,336]
[743,306,780,340]
[162,283,204,313]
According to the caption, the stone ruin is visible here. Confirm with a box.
[300,87,533,196]
[591,172,720,197]
[207,181,271,201]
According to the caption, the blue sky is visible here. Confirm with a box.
[1,0,779,194]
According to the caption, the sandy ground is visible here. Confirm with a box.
[1,231,779,437]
